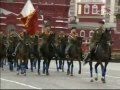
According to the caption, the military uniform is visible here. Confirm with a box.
[65,33,78,54]
[40,32,50,54]
[90,26,104,51]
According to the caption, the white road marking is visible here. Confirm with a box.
[0,78,42,89]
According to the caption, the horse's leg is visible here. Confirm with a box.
[37,58,41,75]
[34,59,37,69]
[78,60,81,74]
[101,61,108,83]
[16,59,20,75]
[43,60,46,74]
[9,56,14,71]
[13,57,17,68]
[70,60,74,76]
[30,58,33,72]
[59,59,62,69]
[33,55,37,69]
[46,59,49,75]
[48,59,51,69]
[1,58,4,70]
[100,62,105,83]
[67,60,70,75]
[94,62,100,81]
[0,57,2,67]
[62,59,64,72]
[89,61,93,82]
[55,59,59,72]
[23,60,26,76]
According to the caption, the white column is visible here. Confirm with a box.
[75,0,81,22]
[109,0,115,23]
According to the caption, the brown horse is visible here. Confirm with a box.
[66,36,83,76]
[16,39,30,75]
[0,37,7,70]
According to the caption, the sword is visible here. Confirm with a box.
[12,42,20,56]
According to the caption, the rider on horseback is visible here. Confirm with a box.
[65,27,78,58]
[84,20,105,64]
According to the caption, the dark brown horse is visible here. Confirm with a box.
[0,36,7,70]
[40,33,56,75]
[66,36,83,76]
[16,39,30,75]
[83,29,112,83]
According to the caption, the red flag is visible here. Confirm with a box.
[20,0,38,35]
[21,10,38,35]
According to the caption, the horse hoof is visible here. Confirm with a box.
[38,72,40,75]
[90,79,94,82]
[24,73,26,76]
[57,68,59,72]
[78,71,81,74]
[67,72,70,75]
[59,67,62,69]
[101,78,106,83]
[95,77,98,81]
[17,73,19,75]
[43,70,45,74]
[71,74,73,76]
[46,73,49,75]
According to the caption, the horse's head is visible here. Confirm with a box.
[100,28,111,45]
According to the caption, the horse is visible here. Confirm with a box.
[66,36,83,76]
[83,29,112,83]
[0,36,7,70]
[40,33,56,75]
[55,35,68,72]
[29,35,41,75]
[7,35,19,71]
[16,38,30,76]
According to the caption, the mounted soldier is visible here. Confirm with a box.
[65,27,78,56]
[0,32,6,69]
[83,20,106,64]
[29,32,40,73]
[15,31,31,76]
[65,27,82,76]
[40,25,56,75]
[55,31,68,71]
[83,20,112,83]
[7,31,17,71]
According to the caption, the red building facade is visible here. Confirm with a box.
[77,1,104,23]
[0,0,120,53]
[0,0,70,33]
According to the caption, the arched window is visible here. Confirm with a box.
[84,4,90,14]
[89,30,94,37]
[92,5,98,14]
[80,30,85,37]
